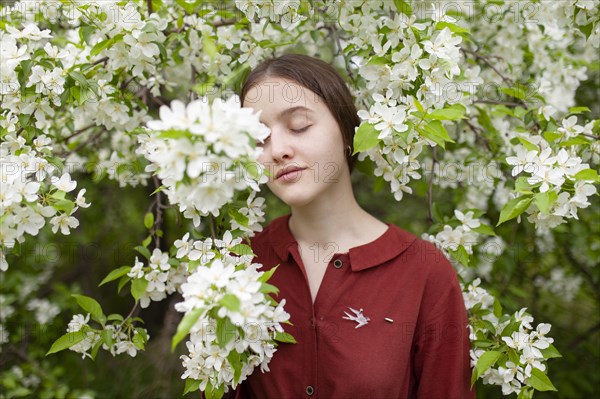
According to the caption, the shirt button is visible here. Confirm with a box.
[306,385,315,396]
[333,259,343,268]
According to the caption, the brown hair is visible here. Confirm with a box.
[240,54,360,173]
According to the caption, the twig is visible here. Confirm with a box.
[146,0,153,15]
[582,133,600,140]
[474,99,525,108]
[92,56,109,66]
[464,119,492,152]
[426,147,438,224]
[151,175,165,248]
[213,19,236,27]
[460,47,513,87]
[325,25,355,81]
[119,301,140,330]
[209,215,217,240]
[59,124,96,142]
[64,129,105,156]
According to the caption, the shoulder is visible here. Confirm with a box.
[243,214,292,263]
[388,224,459,284]
[246,214,288,247]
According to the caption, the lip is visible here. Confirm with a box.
[276,166,306,180]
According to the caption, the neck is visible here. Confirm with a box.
[287,177,379,252]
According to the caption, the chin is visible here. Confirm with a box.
[271,188,316,208]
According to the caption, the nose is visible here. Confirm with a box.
[268,128,294,163]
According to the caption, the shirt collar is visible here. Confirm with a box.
[268,214,416,271]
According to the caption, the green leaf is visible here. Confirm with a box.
[228,207,249,229]
[417,120,454,149]
[216,317,237,348]
[101,328,114,347]
[229,243,252,256]
[274,331,297,344]
[258,265,279,283]
[69,71,88,88]
[559,136,590,146]
[90,338,102,360]
[568,106,590,114]
[183,378,201,395]
[534,190,558,214]
[50,190,66,200]
[90,34,124,56]
[472,350,501,385]
[493,298,503,318]
[515,176,534,194]
[243,160,261,181]
[427,104,466,120]
[517,137,538,152]
[227,349,243,384]
[471,223,496,236]
[366,56,389,66]
[353,122,380,153]
[132,328,148,349]
[436,21,470,34]
[500,86,526,100]
[496,195,533,226]
[175,0,195,13]
[106,314,124,322]
[413,96,424,113]
[99,266,131,287]
[155,129,189,139]
[131,278,148,301]
[142,235,152,248]
[393,0,412,16]
[172,308,204,351]
[517,387,534,399]
[203,34,218,59]
[543,131,562,143]
[540,344,562,359]
[450,245,469,267]
[205,382,225,399]
[144,212,154,229]
[219,294,241,312]
[574,168,600,182]
[52,199,75,215]
[72,295,105,324]
[117,275,131,294]
[259,282,280,295]
[528,367,557,391]
[134,246,151,260]
[46,331,87,355]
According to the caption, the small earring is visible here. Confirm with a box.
[346,145,352,156]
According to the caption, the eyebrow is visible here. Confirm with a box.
[277,106,313,119]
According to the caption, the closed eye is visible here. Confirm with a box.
[290,125,312,133]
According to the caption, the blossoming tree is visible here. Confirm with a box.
[1,0,599,398]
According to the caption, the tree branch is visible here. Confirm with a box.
[92,56,109,66]
[150,175,165,248]
[464,119,492,152]
[582,133,600,140]
[325,25,355,81]
[146,0,153,15]
[58,124,96,142]
[460,47,513,87]
[426,147,438,224]
[474,99,525,108]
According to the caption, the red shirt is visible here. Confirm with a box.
[234,214,474,399]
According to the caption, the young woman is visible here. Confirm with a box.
[235,54,474,399]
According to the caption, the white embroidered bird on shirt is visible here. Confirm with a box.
[342,307,370,328]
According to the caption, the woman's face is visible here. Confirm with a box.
[243,77,349,208]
